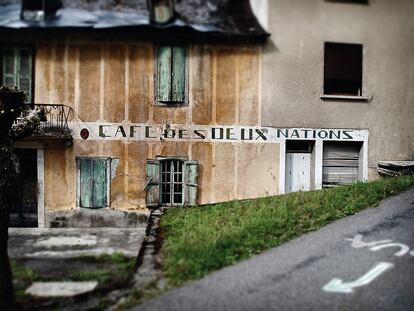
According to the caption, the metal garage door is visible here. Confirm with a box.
[323,142,360,186]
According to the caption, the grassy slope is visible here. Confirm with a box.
[161,176,414,286]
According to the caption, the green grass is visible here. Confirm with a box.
[161,175,414,286]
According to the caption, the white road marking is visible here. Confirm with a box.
[370,243,410,256]
[346,234,392,249]
[323,262,394,294]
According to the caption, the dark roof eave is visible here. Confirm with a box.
[0,24,270,44]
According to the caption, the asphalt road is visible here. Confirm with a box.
[133,187,414,311]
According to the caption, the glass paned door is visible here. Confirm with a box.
[160,159,183,205]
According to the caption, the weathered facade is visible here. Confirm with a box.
[252,0,414,193]
[0,0,278,226]
[2,0,412,227]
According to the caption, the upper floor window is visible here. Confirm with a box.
[1,47,33,103]
[156,46,187,105]
[324,42,363,97]
[149,0,174,24]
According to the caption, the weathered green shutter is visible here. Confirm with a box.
[2,48,32,102]
[171,47,186,102]
[79,158,109,208]
[157,46,172,102]
[146,159,160,207]
[18,48,32,103]
[80,158,94,208]
[2,48,17,87]
[92,159,108,208]
[184,160,198,206]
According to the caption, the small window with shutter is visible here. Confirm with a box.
[156,46,187,105]
[1,47,33,103]
[77,157,111,209]
[145,158,198,207]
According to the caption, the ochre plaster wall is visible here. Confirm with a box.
[37,43,279,211]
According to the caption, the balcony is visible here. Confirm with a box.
[17,104,74,148]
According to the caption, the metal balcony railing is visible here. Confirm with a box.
[20,104,74,138]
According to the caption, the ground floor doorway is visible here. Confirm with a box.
[9,149,38,227]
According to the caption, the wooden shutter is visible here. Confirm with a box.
[79,158,109,208]
[2,48,32,102]
[146,159,160,207]
[184,160,198,206]
[18,48,32,103]
[80,158,94,208]
[171,47,186,102]
[157,46,172,102]
[2,48,17,87]
[92,159,108,208]
[323,143,360,186]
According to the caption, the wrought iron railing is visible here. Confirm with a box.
[20,104,74,138]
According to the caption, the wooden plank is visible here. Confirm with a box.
[172,47,186,102]
[146,159,160,207]
[18,48,32,102]
[215,48,236,124]
[129,45,151,123]
[80,159,93,208]
[184,160,198,205]
[191,46,213,125]
[104,45,126,122]
[2,48,17,87]
[78,45,100,121]
[92,159,107,208]
[157,46,172,102]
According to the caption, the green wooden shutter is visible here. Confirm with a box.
[2,48,32,102]
[146,159,160,207]
[157,46,172,102]
[184,160,198,206]
[18,48,32,103]
[171,47,186,102]
[79,158,109,208]
[2,48,17,87]
[80,158,94,208]
[92,159,108,208]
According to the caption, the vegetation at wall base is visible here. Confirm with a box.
[161,175,414,286]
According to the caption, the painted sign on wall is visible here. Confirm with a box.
[72,122,369,143]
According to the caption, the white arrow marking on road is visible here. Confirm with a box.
[323,262,394,294]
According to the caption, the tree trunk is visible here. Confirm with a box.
[0,206,14,311]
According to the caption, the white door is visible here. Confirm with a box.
[285,153,311,193]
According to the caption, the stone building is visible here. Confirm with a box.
[1,0,412,227]
[1,0,274,227]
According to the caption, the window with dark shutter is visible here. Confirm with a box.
[77,158,111,208]
[324,42,363,96]
[1,47,33,103]
[156,46,187,105]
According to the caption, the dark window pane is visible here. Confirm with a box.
[324,42,362,96]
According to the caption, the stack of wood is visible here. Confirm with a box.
[377,161,414,177]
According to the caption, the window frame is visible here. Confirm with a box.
[321,42,368,101]
[154,45,189,106]
[1,46,34,103]
[160,158,185,206]
[76,157,111,209]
